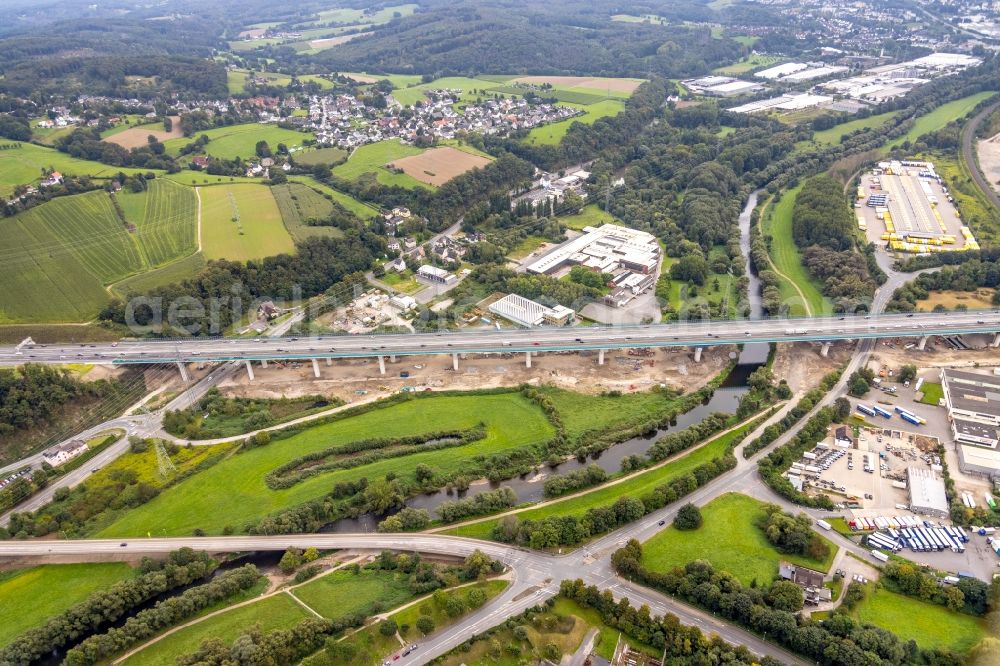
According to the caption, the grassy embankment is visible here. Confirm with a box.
[640,492,837,586]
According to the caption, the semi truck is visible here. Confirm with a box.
[872,405,893,418]
[856,404,876,417]
[816,519,832,531]
[900,412,922,426]
[871,549,890,563]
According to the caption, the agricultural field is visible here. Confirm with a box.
[387,145,492,186]
[97,392,554,536]
[305,32,372,52]
[851,585,986,653]
[0,142,148,199]
[199,184,295,261]
[110,252,207,298]
[293,146,349,166]
[226,69,293,94]
[0,183,197,322]
[640,493,836,586]
[811,111,899,146]
[508,76,644,98]
[524,99,625,146]
[301,3,417,27]
[446,415,755,541]
[163,123,314,161]
[104,116,184,149]
[288,176,378,219]
[390,76,504,107]
[117,179,199,267]
[0,563,134,646]
[760,187,831,316]
[888,92,995,149]
[271,182,344,242]
[332,140,429,188]
[713,53,780,75]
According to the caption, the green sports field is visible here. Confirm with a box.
[332,140,429,188]
[852,585,986,653]
[524,99,625,146]
[761,187,831,316]
[163,123,314,160]
[0,563,134,646]
[640,493,836,586]
[198,184,295,261]
[98,392,554,536]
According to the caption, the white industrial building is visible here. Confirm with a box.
[388,294,417,310]
[906,466,949,518]
[416,264,457,285]
[781,65,848,82]
[525,224,660,276]
[488,294,574,328]
[42,440,88,466]
[754,62,809,79]
[728,93,832,114]
[940,368,1000,448]
[681,75,764,97]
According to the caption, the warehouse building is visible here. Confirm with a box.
[941,368,1000,448]
[416,264,457,285]
[525,224,660,276]
[488,294,574,328]
[906,466,949,518]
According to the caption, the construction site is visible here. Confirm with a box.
[857,160,977,253]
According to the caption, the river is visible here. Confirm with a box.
[737,188,769,366]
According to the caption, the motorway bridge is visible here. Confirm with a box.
[3,311,1000,378]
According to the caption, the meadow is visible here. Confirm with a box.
[390,76,503,107]
[761,187,831,316]
[110,253,207,297]
[199,184,295,261]
[226,69,293,94]
[98,392,554,536]
[640,493,836,586]
[0,142,147,198]
[524,99,625,146]
[851,585,986,653]
[332,140,429,188]
[163,123,315,160]
[118,179,199,267]
[446,415,755,541]
[888,92,995,149]
[713,53,780,76]
[558,203,620,230]
[811,111,900,145]
[293,146,349,166]
[0,563,134,646]
[288,176,379,219]
[271,182,344,242]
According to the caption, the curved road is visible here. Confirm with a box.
[961,98,1000,213]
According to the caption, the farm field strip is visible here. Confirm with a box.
[198,184,295,261]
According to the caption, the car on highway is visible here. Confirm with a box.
[658,520,666,526]
[119,542,127,547]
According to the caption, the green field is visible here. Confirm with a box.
[303,3,417,27]
[0,183,198,322]
[379,268,424,294]
[293,568,415,620]
[0,142,149,198]
[524,100,625,146]
[163,123,314,160]
[332,140,429,188]
[294,146,349,166]
[0,563,134,646]
[226,69,293,94]
[390,76,503,107]
[538,386,680,443]
[761,187,831,316]
[812,111,900,145]
[121,591,309,665]
[713,53,780,76]
[919,381,944,405]
[640,493,836,586]
[888,92,995,149]
[446,415,755,541]
[288,176,379,219]
[852,586,986,653]
[558,204,618,230]
[271,182,344,242]
[110,252,207,297]
[199,184,295,261]
[98,393,554,536]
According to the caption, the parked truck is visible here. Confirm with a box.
[871,550,890,563]
[816,519,832,531]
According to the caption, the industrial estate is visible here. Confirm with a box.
[1,1,1000,665]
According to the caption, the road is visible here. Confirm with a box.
[2,310,999,367]
[961,98,1000,213]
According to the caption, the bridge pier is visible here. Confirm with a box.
[390,355,396,363]
[378,356,386,375]
[452,353,459,371]
[820,342,831,358]
[325,357,332,366]
[918,336,928,351]
[693,347,702,363]
[311,358,321,378]
[176,362,189,382]
[525,351,532,368]
[245,360,255,381]
[993,333,1000,348]
[598,349,605,365]
[260,359,267,368]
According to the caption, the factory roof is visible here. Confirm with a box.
[906,466,949,515]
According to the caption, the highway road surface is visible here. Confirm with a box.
[2,310,999,366]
